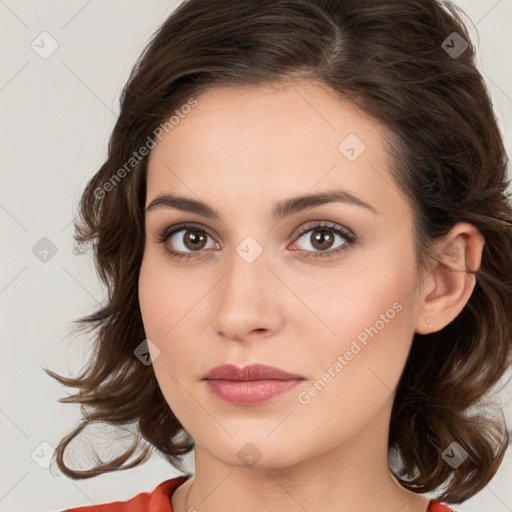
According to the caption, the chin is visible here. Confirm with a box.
[199,434,311,470]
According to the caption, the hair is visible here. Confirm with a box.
[45,0,512,504]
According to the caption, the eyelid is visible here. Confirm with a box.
[157,222,217,243]
[291,220,356,242]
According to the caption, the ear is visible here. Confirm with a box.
[414,222,485,335]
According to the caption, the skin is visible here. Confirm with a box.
[138,80,484,512]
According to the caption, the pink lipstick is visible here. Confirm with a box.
[202,363,304,405]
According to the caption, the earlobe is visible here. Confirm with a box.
[414,222,485,335]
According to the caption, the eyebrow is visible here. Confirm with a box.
[145,189,379,221]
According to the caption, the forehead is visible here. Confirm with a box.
[145,80,407,220]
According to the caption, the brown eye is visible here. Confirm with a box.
[290,221,357,260]
[309,229,336,251]
[158,223,218,258]
[295,225,349,253]
[181,229,208,251]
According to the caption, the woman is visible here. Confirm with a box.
[46,0,512,511]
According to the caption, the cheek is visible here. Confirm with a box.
[138,258,168,340]
[138,255,203,419]
[297,302,412,442]
[290,277,416,449]
[294,241,415,341]
[138,252,210,387]
[291,241,418,397]
[138,252,198,339]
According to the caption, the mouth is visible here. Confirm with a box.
[202,363,305,405]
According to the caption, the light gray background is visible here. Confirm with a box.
[1,1,511,511]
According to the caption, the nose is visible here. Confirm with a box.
[212,245,284,342]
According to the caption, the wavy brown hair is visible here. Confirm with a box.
[45,0,512,504]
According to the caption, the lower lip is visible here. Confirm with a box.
[204,379,303,405]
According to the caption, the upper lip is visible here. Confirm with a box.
[202,364,304,381]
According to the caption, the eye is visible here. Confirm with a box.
[290,221,356,259]
[157,223,219,261]
[156,221,357,261]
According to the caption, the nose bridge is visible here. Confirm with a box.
[213,237,281,339]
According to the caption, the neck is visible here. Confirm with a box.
[178,457,429,512]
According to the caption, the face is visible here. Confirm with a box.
[139,80,425,470]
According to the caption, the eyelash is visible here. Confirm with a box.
[156,221,357,262]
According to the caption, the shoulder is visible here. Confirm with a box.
[62,474,192,512]
[427,498,456,512]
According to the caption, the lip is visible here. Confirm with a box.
[202,364,305,406]
[202,363,304,381]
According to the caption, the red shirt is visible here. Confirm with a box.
[63,475,454,511]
